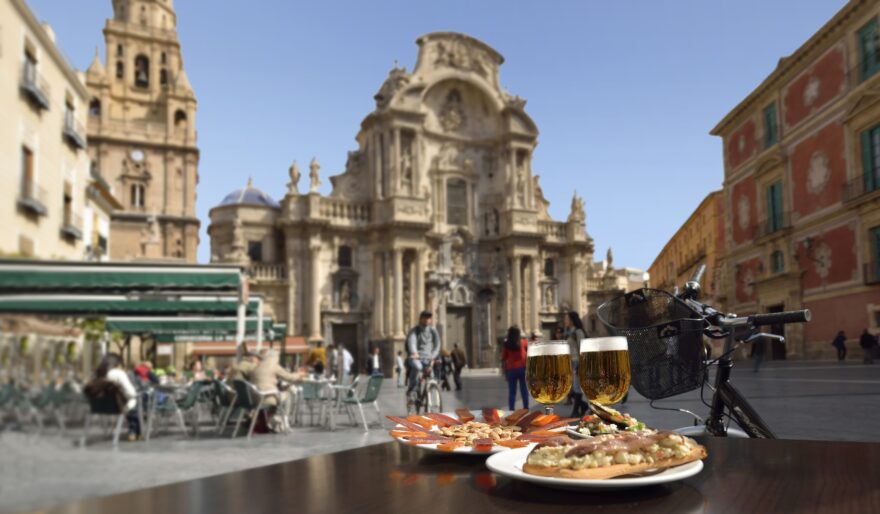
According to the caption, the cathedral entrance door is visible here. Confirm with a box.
[446,307,473,367]
[332,323,360,375]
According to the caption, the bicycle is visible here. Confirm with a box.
[406,360,442,415]
[597,264,810,438]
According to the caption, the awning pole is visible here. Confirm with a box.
[256,298,264,352]
[235,274,247,350]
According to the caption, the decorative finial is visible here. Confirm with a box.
[247,177,253,188]
[288,160,301,195]
[309,157,321,193]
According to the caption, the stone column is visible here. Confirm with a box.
[287,254,296,336]
[373,252,384,338]
[530,257,540,334]
[383,251,392,338]
[416,248,426,313]
[393,128,401,194]
[394,247,405,338]
[373,133,382,199]
[512,255,522,327]
[571,258,583,316]
[309,242,322,342]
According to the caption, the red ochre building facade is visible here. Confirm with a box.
[712,0,880,359]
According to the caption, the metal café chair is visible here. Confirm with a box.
[80,383,132,447]
[230,379,278,439]
[341,375,384,432]
[213,380,238,435]
[146,382,204,440]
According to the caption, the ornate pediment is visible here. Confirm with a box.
[415,33,503,88]
[843,86,880,122]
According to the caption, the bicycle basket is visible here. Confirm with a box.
[596,288,706,400]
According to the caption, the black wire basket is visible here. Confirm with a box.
[596,288,707,400]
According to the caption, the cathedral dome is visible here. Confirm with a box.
[218,179,279,208]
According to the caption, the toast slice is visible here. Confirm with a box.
[523,444,706,480]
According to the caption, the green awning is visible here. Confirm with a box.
[0,296,259,316]
[0,261,243,293]
[105,318,273,335]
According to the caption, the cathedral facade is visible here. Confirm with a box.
[85,0,200,262]
[209,33,604,370]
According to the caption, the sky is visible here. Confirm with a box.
[26,0,847,270]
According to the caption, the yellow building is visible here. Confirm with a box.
[1,0,117,260]
[648,191,725,306]
[711,0,880,359]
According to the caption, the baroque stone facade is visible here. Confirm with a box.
[209,33,604,370]
[85,0,200,262]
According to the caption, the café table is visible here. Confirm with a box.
[30,437,880,513]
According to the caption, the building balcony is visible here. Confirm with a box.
[60,214,83,240]
[17,183,48,216]
[539,220,566,242]
[20,62,50,110]
[319,197,371,223]
[248,263,287,283]
[842,174,880,204]
[63,116,87,150]
[755,212,792,240]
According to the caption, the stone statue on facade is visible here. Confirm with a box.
[340,280,351,311]
[401,147,413,195]
[287,160,301,195]
[568,191,585,223]
[309,158,321,193]
[515,167,527,207]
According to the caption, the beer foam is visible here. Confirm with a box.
[580,337,628,353]
[527,341,571,356]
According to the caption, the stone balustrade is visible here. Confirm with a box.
[318,197,371,223]
[249,263,287,282]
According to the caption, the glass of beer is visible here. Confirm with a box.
[526,340,572,415]
[578,337,630,406]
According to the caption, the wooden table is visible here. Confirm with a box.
[33,437,880,513]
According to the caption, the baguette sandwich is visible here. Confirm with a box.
[522,431,707,480]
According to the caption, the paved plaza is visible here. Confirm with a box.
[1,360,878,514]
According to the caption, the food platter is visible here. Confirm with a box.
[486,447,704,491]
[387,408,571,455]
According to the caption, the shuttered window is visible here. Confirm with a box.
[763,103,777,148]
[859,18,880,81]
[766,181,784,233]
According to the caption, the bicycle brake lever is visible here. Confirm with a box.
[744,333,785,344]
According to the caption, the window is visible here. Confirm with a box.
[160,69,168,86]
[116,61,124,79]
[23,45,37,85]
[21,146,34,198]
[446,179,467,226]
[763,103,778,148]
[134,55,149,87]
[338,246,353,268]
[116,44,123,57]
[544,258,555,278]
[247,241,263,263]
[859,18,880,81]
[161,52,167,64]
[174,109,187,126]
[64,98,74,130]
[861,124,880,193]
[770,250,784,274]
[63,183,72,226]
[89,98,101,117]
[130,184,145,208]
[766,181,784,233]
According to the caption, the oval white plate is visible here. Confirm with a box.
[486,447,704,491]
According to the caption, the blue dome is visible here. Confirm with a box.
[218,180,279,208]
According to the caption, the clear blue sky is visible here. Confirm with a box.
[27,0,846,271]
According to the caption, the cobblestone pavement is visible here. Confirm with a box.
[1,360,877,513]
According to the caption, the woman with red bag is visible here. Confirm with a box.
[501,326,529,411]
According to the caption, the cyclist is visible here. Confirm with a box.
[405,310,441,394]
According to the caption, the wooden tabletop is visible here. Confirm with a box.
[34,437,880,514]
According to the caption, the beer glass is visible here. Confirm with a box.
[526,340,572,415]
[578,337,630,406]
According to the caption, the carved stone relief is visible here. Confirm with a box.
[438,89,466,132]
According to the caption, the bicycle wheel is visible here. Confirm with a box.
[425,382,442,413]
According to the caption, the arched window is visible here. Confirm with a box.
[116,44,123,57]
[89,98,101,117]
[160,69,168,87]
[134,55,149,88]
[174,109,187,126]
[446,179,467,226]
[115,61,124,79]
[130,184,145,208]
[338,246,353,268]
[161,52,167,64]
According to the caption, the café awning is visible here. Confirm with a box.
[0,260,243,293]
[105,316,276,340]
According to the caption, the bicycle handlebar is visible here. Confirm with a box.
[749,310,811,326]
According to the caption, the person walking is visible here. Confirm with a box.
[437,349,454,391]
[370,346,382,376]
[395,351,406,388]
[341,346,354,385]
[563,311,588,417]
[450,343,467,391]
[501,326,528,411]
[832,331,847,361]
[405,311,442,394]
[859,329,877,364]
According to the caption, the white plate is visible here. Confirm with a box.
[486,447,704,491]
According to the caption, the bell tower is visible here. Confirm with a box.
[86,0,199,262]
